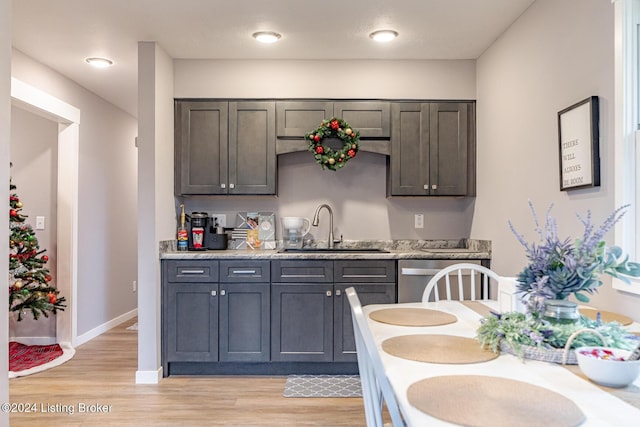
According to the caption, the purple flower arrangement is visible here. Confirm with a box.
[509,202,640,312]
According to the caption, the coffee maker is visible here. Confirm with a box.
[188,212,209,250]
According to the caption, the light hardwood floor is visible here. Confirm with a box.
[10,319,368,426]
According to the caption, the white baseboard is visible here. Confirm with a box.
[136,367,162,384]
[74,308,138,347]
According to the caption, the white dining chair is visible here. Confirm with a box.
[345,287,405,427]
[422,263,501,303]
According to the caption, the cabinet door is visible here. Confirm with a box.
[276,101,333,137]
[390,103,430,195]
[219,282,270,362]
[229,101,276,195]
[333,284,396,362]
[166,283,219,362]
[334,101,390,138]
[429,103,468,196]
[175,101,228,195]
[271,283,333,362]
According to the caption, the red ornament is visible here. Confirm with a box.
[47,292,57,304]
[347,149,356,158]
[42,255,49,262]
[10,209,17,217]
[45,275,52,282]
[313,134,320,142]
[315,146,324,154]
[338,158,343,162]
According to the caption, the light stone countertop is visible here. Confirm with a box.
[159,239,491,260]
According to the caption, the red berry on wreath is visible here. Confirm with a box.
[315,146,324,154]
[313,134,320,142]
[348,149,356,157]
[338,158,343,162]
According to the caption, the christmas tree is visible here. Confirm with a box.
[9,172,66,321]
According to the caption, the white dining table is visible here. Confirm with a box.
[363,300,640,427]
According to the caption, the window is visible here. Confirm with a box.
[614,0,640,294]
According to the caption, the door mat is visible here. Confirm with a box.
[9,341,75,378]
[284,375,362,398]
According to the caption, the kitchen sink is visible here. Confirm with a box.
[278,248,390,253]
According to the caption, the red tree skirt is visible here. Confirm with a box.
[9,341,63,373]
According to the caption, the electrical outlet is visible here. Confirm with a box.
[414,213,424,229]
[132,280,137,293]
[209,213,226,227]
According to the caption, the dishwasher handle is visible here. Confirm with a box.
[401,267,474,276]
[401,268,442,276]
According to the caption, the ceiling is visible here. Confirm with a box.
[12,0,535,117]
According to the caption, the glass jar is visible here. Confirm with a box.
[542,299,580,325]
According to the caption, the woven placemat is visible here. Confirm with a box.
[382,334,498,364]
[407,375,585,427]
[369,308,457,327]
[579,307,633,326]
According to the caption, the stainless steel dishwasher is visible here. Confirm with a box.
[397,259,481,303]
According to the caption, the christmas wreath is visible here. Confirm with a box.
[305,117,360,171]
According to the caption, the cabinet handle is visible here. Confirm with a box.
[326,290,332,297]
[181,269,205,274]
[211,290,217,297]
[220,290,226,296]
[229,183,235,189]
[431,184,437,190]
[423,184,428,190]
[335,289,342,296]
[221,183,226,189]
[232,270,256,275]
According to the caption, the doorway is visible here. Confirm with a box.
[10,77,79,346]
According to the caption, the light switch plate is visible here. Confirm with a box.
[35,216,45,230]
[414,213,424,229]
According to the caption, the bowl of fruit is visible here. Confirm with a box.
[575,346,640,388]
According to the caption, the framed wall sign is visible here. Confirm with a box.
[558,96,600,191]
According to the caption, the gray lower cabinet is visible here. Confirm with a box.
[219,260,270,362]
[163,259,270,373]
[390,102,474,196]
[174,100,276,195]
[270,259,396,363]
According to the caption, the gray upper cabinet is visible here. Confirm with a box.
[228,101,276,195]
[390,102,473,196]
[276,101,390,139]
[175,100,276,195]
[175,101,228,195]
[333,101,390,138]
[275,101,333,138]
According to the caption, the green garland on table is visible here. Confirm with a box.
[476,311,635,359]
[305,117,360,171]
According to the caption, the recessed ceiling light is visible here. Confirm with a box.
[369,30,399,43]
[252,31,282,44]
[85,57,114,68]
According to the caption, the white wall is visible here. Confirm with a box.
[11,49,138,338]
[9,106,58,338]
[1,0,11,423]
[174,59,477,239]
[137,42,174,383]
[473,0,640,319]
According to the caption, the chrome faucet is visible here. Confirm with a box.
[312,204,335,249]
